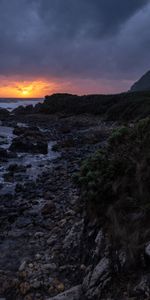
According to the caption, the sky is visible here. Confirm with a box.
[0,0,150,97]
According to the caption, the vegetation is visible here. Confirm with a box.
[34,91,150,121]
[77,118,150,264]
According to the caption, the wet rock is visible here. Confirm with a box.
[41,200,56,215]
[0,148,8,162]
[0,108,10,118]
[8,164,27,173]
[13,126,40,136]
[9,137,48,154]
[48,285,82,300]
[13,104,34,115]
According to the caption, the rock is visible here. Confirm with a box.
[13,126,40,136]
[94,230,104,257]
[82,257,111,299]
[8,164,27,173]
[130,70,150,92]
[34,232,44,238]
[35,253,42,260]
[41,200,56,215]
[19,260,27,272]
[56,283,65,293]
[48,285,82,300]
[30,279,41,289]
[13,105,34,115]
[133,275,150,298]
[0,148,8,161]
[9,137,48,154]
[43,263,57,271]
[63,219,84,251]
[89,257,110,288]
[0,108,10,117]
[47,235,57,246]
[20,282,30,295]
[145,242,150,257]
[16,217,31,228]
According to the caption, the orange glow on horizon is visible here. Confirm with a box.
[0,78,57,98]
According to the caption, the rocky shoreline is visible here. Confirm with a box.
[0,109,114,300]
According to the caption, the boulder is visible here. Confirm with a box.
[48,285,82,300]
[12,105,34,115]
[0,108,9,118]
[9,137,48,154]
[13,126,40,136]
[82,257,111,299]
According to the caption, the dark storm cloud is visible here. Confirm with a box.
[0,0,150,86]
[37,0,149,38]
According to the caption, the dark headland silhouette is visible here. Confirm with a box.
[130,70,150,92]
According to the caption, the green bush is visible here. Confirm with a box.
[77,118,150,263]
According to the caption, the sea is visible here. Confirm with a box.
[0,98,43,111]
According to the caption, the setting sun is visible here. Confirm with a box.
[0,77,57,98]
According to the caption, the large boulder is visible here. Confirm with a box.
[0,108,10,119]
[13,126,40,137]
[12,105,34,115]
[9,137,48,154]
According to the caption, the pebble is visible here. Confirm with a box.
[19,260,27,272]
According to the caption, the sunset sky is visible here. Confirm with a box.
[0,0,150,98]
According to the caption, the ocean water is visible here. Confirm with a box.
[0,98,43,111]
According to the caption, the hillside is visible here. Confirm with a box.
[130,71,150,92]
[13,91,150,122]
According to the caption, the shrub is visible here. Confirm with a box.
[77,118,150,264]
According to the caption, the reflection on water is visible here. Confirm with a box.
[0,125,60,193]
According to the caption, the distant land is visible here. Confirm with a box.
[130,70,150,92]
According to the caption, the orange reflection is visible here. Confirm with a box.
[0,79,57,98]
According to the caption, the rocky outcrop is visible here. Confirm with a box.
[130,71,150,92]
[9,136,48,154]
[48,285,82,300]
[12,104,34,115]
[10,126,48,154]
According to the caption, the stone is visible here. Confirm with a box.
[41,200,56,215]
[89,257,110,288]
[133,276,150,297]
[9,136,48,154]
[34,232,44,238]
[47,235,57,246]
[63,219,84,250]
[145,242,150,257]
[35,253,42,260]
[82,257,111,299]
[43,263,57,271]
[47,285,82,300]
[19,261,27,272]
[20,282,30,295]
